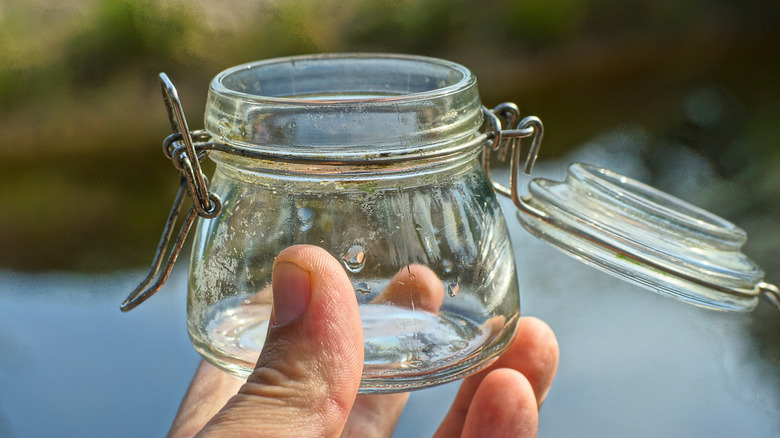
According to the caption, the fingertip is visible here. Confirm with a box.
[442,315,558,435]
[274,245,352,293]
[514,317,559,353]
[272,245,360,333]
[374,264,444,312]
[507,317,559,405]
[462,368,538,438]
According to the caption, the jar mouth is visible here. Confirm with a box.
[204,53,484,162]
[212,53,472,104]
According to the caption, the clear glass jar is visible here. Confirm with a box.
[186,54,519,392]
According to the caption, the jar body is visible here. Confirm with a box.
[186,53,519,392]
[188,154,518,392]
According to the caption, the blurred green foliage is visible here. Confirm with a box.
[0,0,779,271]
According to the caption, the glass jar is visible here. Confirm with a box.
[122,53,779,394]
[188,54,516,391]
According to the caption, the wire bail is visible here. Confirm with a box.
[481,103,544,210]
[121,74,222,312]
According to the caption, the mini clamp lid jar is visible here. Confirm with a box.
[122,53,779,394]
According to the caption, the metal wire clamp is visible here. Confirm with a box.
[481,103,544,209]
[120,74,222,312]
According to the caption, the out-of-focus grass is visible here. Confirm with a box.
[0,0,779,271]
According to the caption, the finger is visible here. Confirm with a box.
[372,264,445,313]
[168,361,245,438]
[461,369,538,438]
[434,316,558,438]
[340,393,410,438]
[340,264,441,437]
[461,317,559,404]
[199,245,364,437]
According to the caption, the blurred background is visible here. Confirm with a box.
[1,0,779,436]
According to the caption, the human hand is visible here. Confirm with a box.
[169,245,559,437]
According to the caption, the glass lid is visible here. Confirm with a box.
[516,162,773,312]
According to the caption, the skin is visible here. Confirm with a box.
[169,245,559,438]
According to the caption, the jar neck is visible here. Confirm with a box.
[204,53,484,164]
[209,135,485,183]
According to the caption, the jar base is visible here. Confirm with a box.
[190,299,518,393]
[357,315,516,394]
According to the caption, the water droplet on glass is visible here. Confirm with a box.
[342,244,366,273]
[297,207,314,231]
[356,282,371,295]
[442,259,453,274]
[447,283,459,297]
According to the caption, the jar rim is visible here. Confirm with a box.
[203,53,484,162]
[210,53,474,105]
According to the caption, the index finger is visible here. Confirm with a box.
[168,361,245,438]
[434,317,559,438]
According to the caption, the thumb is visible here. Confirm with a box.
[198,245,364,437]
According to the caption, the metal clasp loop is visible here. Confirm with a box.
[481,103,545,209]
[160,74,221,219]
[121,74,222,311]
[759,282,780,310]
